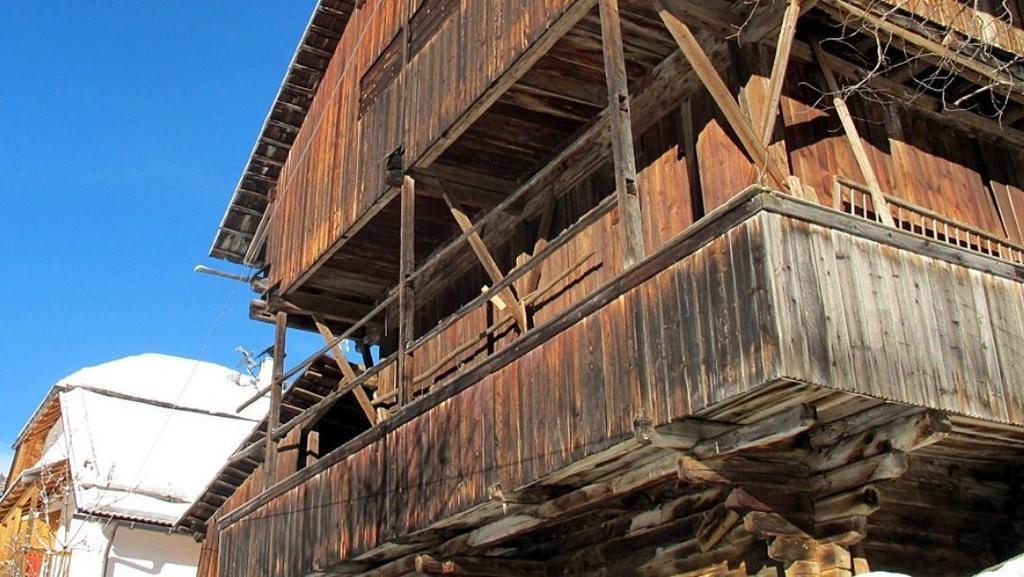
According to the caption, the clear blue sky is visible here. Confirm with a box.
[0,1,330,470]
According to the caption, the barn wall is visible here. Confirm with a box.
[216,205,780,577]
[216,197,1024,577]
[266,0,1024,312]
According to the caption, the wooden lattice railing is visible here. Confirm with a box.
[833,176,1024,266]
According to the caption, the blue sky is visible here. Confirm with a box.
[0,1,332,473]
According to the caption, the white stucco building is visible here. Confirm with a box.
[0,354,268,577]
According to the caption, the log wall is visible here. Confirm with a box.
[213,197,1024,577]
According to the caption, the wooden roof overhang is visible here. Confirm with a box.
[210,0,359,267]
[11,389,62,451]
[0,460,70,523]
[177,356,366,535]
[257,0,1024,339]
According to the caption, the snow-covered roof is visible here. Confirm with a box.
[61,387,259,525]
[975,553,1024,577]
[57,353,268,420]
[8,354,269,527]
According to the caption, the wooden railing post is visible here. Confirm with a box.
[397,175,416,406]
[264,311,287,490]
[599,0,646,268]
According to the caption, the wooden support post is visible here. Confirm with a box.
[313,317,378,426]
[760,0,802,148]
[600,0,646,268]
[264,311,287,490]
[655,0,791,191]
[397,176,416,406]
[810,38,896,227]
[440,189,529,331]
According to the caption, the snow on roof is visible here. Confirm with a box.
[57,353,268,420]
[3,354,271,526]
[974,553,1024,577]
[61,386,259,525]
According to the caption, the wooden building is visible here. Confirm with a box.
[183,0,1024,575]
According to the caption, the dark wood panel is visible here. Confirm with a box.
[764,211,1024,424]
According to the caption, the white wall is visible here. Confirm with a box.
[60,517,200,577]
[104,525,200,577]
[62,517,111,577]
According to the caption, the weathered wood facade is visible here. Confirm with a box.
[197,0,1024,575]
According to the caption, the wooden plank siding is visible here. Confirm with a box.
[763,211,1024,425]
[262,1,1024,311]
[212,197,1024,577]
[267,0,587,292]
[399,58,1024,399]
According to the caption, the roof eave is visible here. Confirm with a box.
[209,0,356,266]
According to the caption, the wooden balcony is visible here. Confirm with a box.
[204,190,1024,577]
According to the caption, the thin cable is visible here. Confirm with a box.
[125,276,245,486]
[78,269,251,534]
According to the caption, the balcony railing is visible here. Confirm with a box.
[233,184,620,465]
[232,174,1024,501]
[833,176,1024,266]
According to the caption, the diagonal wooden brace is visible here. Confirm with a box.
[313,316,378,426]
[440,189,530,331]
[655,0,792,191]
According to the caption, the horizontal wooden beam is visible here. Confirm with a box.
[806,409,950,471]
[693,404,817,459]
[414,555,549,576]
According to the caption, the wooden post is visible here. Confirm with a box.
[679,98,705,221]
[264,311,287,491]
[810,38,895,228]
[599,0,646,268]
[397,175,416,406]
[524,199,556,296]
[304,430,320,468]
